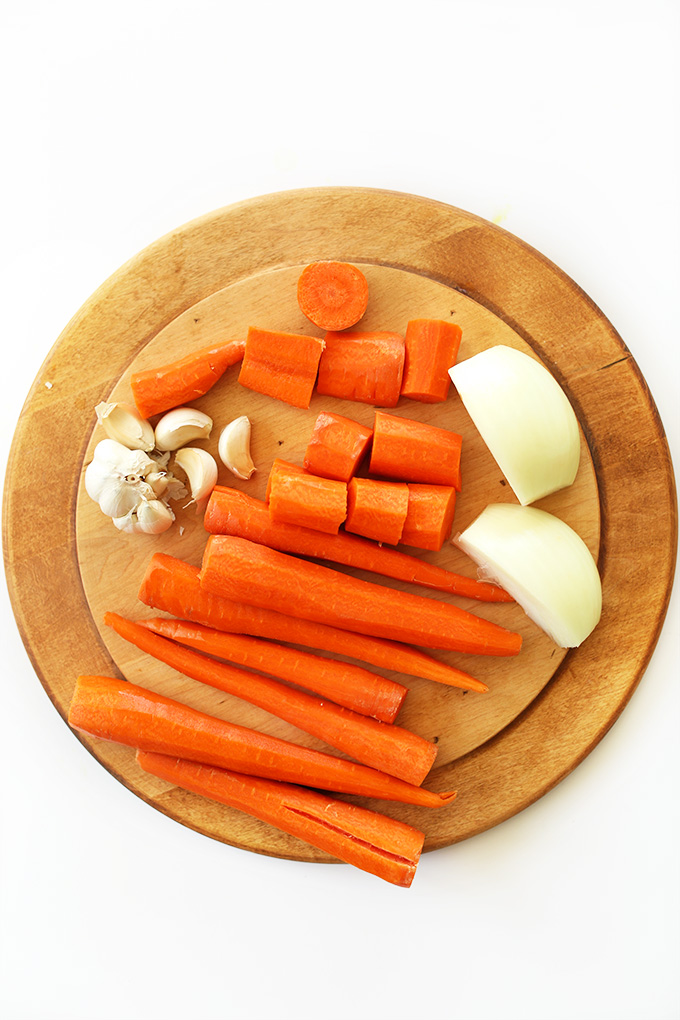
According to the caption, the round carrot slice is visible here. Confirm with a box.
[297,261,369,331]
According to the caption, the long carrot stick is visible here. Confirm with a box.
[137,617,406,723]
[200,536,522,657]
[138,553,489,692]
[137,750,424,887]
[130,339,245,419]
[203,486,511,603]
[104,613,435,785]
[69,675,457,807]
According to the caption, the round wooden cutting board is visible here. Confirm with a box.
[3,188,677,864]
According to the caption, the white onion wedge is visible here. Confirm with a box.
[455,504,601,648]
[449,345,580,505]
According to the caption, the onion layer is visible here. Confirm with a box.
[455,504,601,648]
[449,345,580,505]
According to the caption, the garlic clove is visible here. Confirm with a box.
[154,407,213,452]
[174,447,218,512]
[218,415,256,480]
[113,499,175,534]
[95,402,155,451]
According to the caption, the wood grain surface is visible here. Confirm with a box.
[3,188,677,864]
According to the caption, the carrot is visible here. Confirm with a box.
[401,484,457,552]
[401,320,462,403]
[266,459,347,536]
[104,613,435,785]
[203,487,511,603]
[370,411,463,490]
[139,553,488,691]
[200,536,523,656]
[345,477,409,546]
[238,326,324,409]
[130,339,245,419]
[297,261,369,332]
[316,331,405,407]
[137,751,425,887]
[303,411,373,482]
[69,675,457,807]
[137,616,406,723]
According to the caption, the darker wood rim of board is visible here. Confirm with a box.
[2,187,677,863]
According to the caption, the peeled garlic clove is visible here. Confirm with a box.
[154,407,213,452]
[113,499,175,535]
[95,401,155,451]
[174,447,218,512]
[218,415,256,480]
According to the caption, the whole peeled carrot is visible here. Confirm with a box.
[203,486,512,603]
[139,553,489,692]
[130,339,245,419]
[69,675,457,807]
[138,617,406,723]
[137,752,425,887]
[200,536,523,657]
[104,613,435,786]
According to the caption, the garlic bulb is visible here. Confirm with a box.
[218,415,256,480]
[113,499,175,535]
[455,503,601,647]
[174,447,218,511]
[85,440,159,518]
[85,439,185,531]
[155,407,213,452]
[95,401,155,451]
[449,345,580,505]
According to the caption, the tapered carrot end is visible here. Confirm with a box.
[437,790,457,803]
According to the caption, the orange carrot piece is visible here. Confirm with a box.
[400,484,457,552]
[204,487,511,604]
[370,411,463,490]
[345,477,409,546]
[200,536,523,657]
[317,331,405,407]
[401,320,462,403]
[303,412,373,482]
[138,616,406,723]
[266,459,347,536]
[105,613,435,785]
[137,751,425,886]
[297,261,369,332]
[69,675,457,807]
[238,326,325,409]
[139,553,488,691]
[130,339,245,419]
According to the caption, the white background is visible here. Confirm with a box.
[2,3,679,1019]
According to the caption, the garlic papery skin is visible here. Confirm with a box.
[113,499,175,534]
[455,503,601,648]
[85,440,159,518]
[95,401,155,451]
[218,415,256,480]
[449,345,580,505]
[154,407,213,452]
[174,447,218,512]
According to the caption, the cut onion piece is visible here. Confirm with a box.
[449,345,580,505]
[455,504,601,648]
